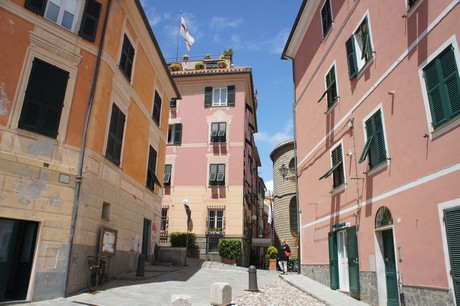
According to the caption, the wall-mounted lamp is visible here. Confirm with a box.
[278,164,289,181]
[347,118,354,129]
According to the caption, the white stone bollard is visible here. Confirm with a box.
[171,294,192,306]
[210,282,232,306]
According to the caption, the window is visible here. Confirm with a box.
[146,146,161,191]
[204,86,235,107]
[170,99,177,108]
[210,122,227,143]
[209,164,225,186]
[206,236,221,253]
[321,0,333,38]
[105,104,125,166]
[119,34,135,81]
[152,91,162,126]
[289,158,296,173]
[319,144,344,188]
[423,45,460,129]
[289,197,298,237]
[160,208,168,234]
[78,0,101,41]
[346,16,373,79]
[318,65,338,108]
[164,164,172,187]
[408,0,420,9]
[359,110,387,169]
[167,123,182,144]
[25,0,101,41]
[18,58,69,138]
[101,202,111,221]
[208,210,224,233]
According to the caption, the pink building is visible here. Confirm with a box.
[161,55,262,267]
[283,0,459,305]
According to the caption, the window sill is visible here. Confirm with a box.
[331,183,346,195]
[356,55,375,80]
[431,116,460,140]
[366,159,389,176]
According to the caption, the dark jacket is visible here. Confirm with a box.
[278,244,291,261]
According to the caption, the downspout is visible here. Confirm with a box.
[284,54,301,274]
[64,0,112,296]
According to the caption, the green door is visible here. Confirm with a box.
[346,226,360,299]
[444,207,460,305]
[0,219,18,301]
[142,219,151,260]
[382,230,399,306]
[328,231,339,290]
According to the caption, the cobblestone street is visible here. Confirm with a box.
[232,277,326,306]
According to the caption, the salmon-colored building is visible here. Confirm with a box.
[283,0,459,305]
[0,0,178,301]
[161,55,263,267]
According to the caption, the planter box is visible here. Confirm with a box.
[269,259,277,271]
[221,257,236,265]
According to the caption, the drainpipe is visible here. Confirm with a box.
[63,0,112,296]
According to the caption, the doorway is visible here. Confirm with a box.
[0,218,39,302]
[337,230,350,292]
[142,219,151,261]
[444,207,460,305]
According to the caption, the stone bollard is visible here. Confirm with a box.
[248,265,258,292]
[136,254,145,277]
[171,295,192,306]
[210,282,232,306]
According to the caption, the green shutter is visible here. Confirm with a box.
[444,207,460,305]
[164,164,172,185]
[440,46,460,119]
[174,123,182,145]
[326,68,337,108]
[373,112,387,165]
[346,37,358,79]
[328,231,339,290]
[204,87,213,107]
[425,58,446,128]
[361,19,372,61]
[359,135,373,163]
[227,85,235,106]
[347,226,361,299]
[78,0,101,42]
[25,0,46,16]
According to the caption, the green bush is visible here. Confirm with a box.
[195,61,205,69]
[288,257,299,272]
[169,63,182,71]
[169,232,196,250]
[218,239,241,260]
[266,245,278,259]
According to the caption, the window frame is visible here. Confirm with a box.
[210,122,227,143]
[105,103,126,166]
[204,86,235,107]
[209,163,226,186]
[167,123,182,145]
[119,33,136,82]
[319,142,345,189]
[321,0,333,39]
[152,90,162,126]
[359,108,389,171]
[146,145,161,191]
[208,209,225,232]
[164,164,172,187]
[346,13,374,79]
[420,42,460,136]
[43,0,82,32]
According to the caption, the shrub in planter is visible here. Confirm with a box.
[217,61,227,68]
[218,239,241,260]
[204,54,211,60]
[169,63,182,71]
[195,61,205,70]
[169,232,197,255]
[182,54,189,61]
[266,245,278,259]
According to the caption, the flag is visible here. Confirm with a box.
[180,16,195,51]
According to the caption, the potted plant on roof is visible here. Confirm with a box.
[217,61,227,69]
[182,54,189,61]
[204,53,212,60]
[218,239,241,265]
[195,61,205,70]
[169,63,182,71]
[266,245,278,271]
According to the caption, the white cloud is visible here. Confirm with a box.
[264,180,273,195]
[254,119,293,148]
[210,17,244,29]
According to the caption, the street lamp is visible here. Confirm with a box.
[183,199,191,265]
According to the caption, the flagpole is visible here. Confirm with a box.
[176,11,182,63]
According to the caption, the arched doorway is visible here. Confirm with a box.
[374,206,399,306]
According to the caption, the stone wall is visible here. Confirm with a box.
[402,285,455,306]
[360,271,378,306]
[300,264,330,287]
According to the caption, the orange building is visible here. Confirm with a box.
[0,0,178,301]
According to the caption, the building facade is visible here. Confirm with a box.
[0,0,178,301]
[270,139,299,259]
[283,0,459,305]
[161,55,262,267]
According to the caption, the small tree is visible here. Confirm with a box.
[218,239,241,260]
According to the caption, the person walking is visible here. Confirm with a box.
[278,240,291,274]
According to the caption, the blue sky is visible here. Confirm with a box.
[141,1,302,188]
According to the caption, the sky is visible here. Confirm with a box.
[140,1,302,190]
